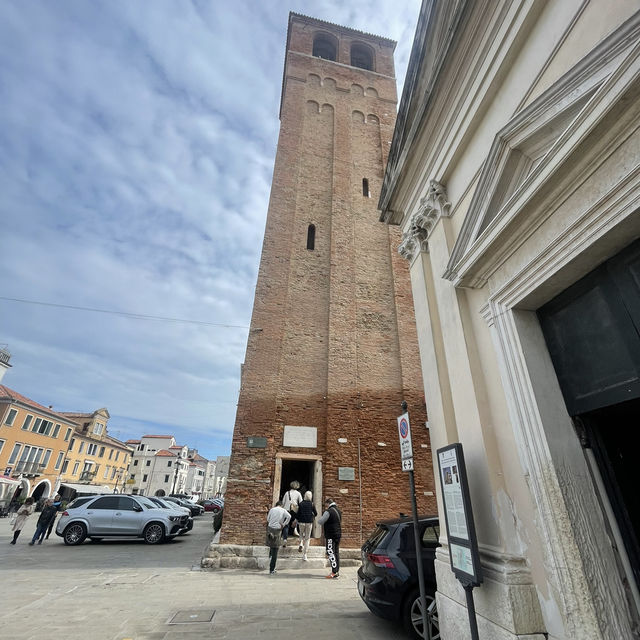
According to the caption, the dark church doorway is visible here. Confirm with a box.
[539,237,640,602]
[280,459,315,501]
[577,398,640,588]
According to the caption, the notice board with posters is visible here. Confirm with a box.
[437,443,483,587]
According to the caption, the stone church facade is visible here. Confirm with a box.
[381,1,640,639]
[220,13,435,550]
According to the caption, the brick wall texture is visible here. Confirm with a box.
[221,14,435,548]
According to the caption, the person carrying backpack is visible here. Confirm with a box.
[281,481,302,547]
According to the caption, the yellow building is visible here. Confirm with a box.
[0,385,76,505]
[57,409,133,499]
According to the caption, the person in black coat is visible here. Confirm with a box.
[29,499,58,545]
[45,494,62,540]
[296,491,317,560]
[317,498,342,578]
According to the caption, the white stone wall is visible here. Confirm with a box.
[383,1,640,638]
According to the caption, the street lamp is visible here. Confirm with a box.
[171,459,180,494]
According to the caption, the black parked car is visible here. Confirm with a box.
[357,515,440,639]
[164,496,204,516]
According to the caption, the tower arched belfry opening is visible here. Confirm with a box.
[350,42,374,71]
[312,32,337,61]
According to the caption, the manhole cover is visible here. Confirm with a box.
[169,610,216,624]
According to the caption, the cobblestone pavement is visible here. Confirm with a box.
[0,515,406,640]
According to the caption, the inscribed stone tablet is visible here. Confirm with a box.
[283,426,317,448]
[338,467,355,481]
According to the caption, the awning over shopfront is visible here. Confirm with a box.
[59,483,111,495]
[0,475,21,505]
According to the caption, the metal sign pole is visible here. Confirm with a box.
[401,401,429,639]
[463,583,480,640]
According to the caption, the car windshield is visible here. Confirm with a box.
[136,497,158,509]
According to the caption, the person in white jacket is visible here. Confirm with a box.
[10,497,34,545]
[266,500,291,574]
[281,481,303,546]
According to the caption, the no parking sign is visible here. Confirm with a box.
[397,412,413,471]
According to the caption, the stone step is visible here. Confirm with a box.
[201,542,362,570]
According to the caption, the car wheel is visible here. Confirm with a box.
[404,588,439,640]
[63,523,87,546]
[143,522,165,544]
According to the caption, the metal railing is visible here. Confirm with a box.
[79,470,97,482]
[14,461,46,475]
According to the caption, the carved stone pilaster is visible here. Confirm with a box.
[398,180,451,261]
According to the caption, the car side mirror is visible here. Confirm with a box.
[133,505,143,512]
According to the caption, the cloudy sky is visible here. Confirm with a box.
[0,0,421,461]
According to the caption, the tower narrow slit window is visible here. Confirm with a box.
[363,178,370,197]
[307,224,316,250]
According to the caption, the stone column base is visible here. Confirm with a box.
[438,592,548,640]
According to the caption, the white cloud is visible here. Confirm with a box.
[0,0,421,460]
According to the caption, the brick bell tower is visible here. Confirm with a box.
[220,13,434,549]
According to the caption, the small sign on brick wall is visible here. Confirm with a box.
[338,467,355,481]
[283,426,317,448]
[247,436,267,448]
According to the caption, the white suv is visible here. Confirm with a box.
[56,494,188,545]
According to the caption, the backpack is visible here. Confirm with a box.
[289,491,299,513]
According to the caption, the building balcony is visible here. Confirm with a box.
[13,461,46,477]
[79,470,97,483]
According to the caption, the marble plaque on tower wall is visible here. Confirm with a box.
[283,426,317,448]
[338,467,355,481]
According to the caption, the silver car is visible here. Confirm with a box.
[147,496,193,534]
[56,494,188,545]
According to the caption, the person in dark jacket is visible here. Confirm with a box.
[296,491,317,560]
[45,494,62,540]
[317,497,341,578]
[29,499,58,545]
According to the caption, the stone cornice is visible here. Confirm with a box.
[380,0,468,223]
[443,13,640,287]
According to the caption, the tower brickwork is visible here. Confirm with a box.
[221,13,435,547]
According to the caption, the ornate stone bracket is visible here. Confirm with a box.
[398,180,451,261]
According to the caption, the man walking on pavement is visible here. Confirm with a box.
[45,494,62,540]
[318,497,341,578]
[29,499,57,545]
[266,500,291,575]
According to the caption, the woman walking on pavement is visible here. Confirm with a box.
[318,497,342,578]
[266,500,291,574]
[10,497,34,545]
[296,491,317,561]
